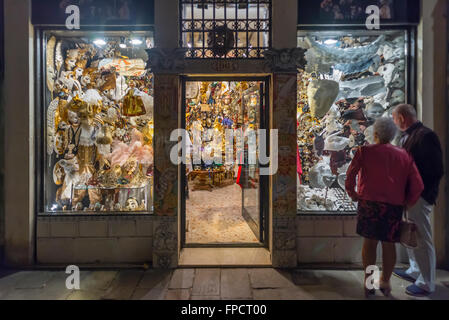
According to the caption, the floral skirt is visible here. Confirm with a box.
[357,199,404,243]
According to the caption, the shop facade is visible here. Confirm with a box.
[1,0,448,269]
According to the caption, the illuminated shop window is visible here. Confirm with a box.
[43,31,154,214]
[296,30,408,213]
[180,0,271,58]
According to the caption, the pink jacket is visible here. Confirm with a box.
[345,144,424,207]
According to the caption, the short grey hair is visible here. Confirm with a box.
[393,104,417,120]
[373,117,397,144]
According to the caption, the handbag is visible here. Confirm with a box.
[400,210,419,249]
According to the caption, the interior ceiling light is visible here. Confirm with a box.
[93,39,106,46]
[131,39,143,45]
[324,39,338,45]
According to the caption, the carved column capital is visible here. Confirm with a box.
[264,48,307,73]
[145,48,188,74]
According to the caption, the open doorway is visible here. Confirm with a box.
[181,77,269,247]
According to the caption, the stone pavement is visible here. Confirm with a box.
[1,267,449,300]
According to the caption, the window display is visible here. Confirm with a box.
[296,30,408,213]
[43,31,154,214]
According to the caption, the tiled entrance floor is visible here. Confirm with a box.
[179,248,271,267]
[1,268,449,300]
[186,183,258,244]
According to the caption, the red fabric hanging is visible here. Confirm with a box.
[236,165,242,188]
[297,148,302,184]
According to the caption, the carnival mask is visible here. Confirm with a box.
[125,198,139,211]
[391,73,405,89]
[68,110,80,125]
[324,133,350,152]
[390,89,405,106]
[54,130,68,155]
[65,49,79,70]
[365,103,385,120]
[307,80,339,118]
[377,63,396,84]
[80,74,91,87]
[74,67,84,79]
[309,159,335,189]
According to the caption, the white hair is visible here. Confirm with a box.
[373,117,397,144]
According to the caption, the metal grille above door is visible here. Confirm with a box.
[180,0,271,59]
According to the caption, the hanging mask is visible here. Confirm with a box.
[53,161,65,185]
[65,49,79,71]
[122,90,146,117]
[364,103,385,120]
[309,159,336,189]
[324,133,350,152]
[125,197,139,211]
[54,128,68,155]
[391,73,405,89]
[307,80,339,118]
[390,89,405,106]
[186,82,199,99]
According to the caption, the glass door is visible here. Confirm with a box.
[241,82,266,243]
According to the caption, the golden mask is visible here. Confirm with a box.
[122,90,146,117]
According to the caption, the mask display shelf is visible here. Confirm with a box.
[43,32,154,214]
[296,30,408,213]
[185,81,261,191]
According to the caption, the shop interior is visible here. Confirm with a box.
[296,30,408,213]
[183,80,263,244]
[43,31,154,214]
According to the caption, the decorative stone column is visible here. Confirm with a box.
[147,49,186,268]
[265,48,306,268]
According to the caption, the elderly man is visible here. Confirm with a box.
[392,104,444,297]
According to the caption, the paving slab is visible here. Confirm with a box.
[67,290,106,300]
[133,287,168,300]
[220,269,252,299]
[1,271,74,300]
[14,271,55,289]
[436,269,449,281]
[169,269,195,289]
[165,289,191,300]
[295,285,346,300]
[429,285,449,300]
[36,271,75,300]
[138,269,173,290]
[0,271,34,299]
[101,270,143,300]
[249,269,294,289]
[2,288,44,300]
[192,269,220,296]
[313,270,363,288]
[291,270,323,286]
[253,287,314,300]
[191,295,221,300]
[79,271,118,291]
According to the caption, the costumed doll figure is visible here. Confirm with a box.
[122,80,146,117]
[53,154,81,210]
[66,96,102,209]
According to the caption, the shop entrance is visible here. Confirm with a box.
[181,76,269,247]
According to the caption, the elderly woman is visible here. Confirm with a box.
[345,118,424,297]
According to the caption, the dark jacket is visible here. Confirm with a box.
[402,122,444,205]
